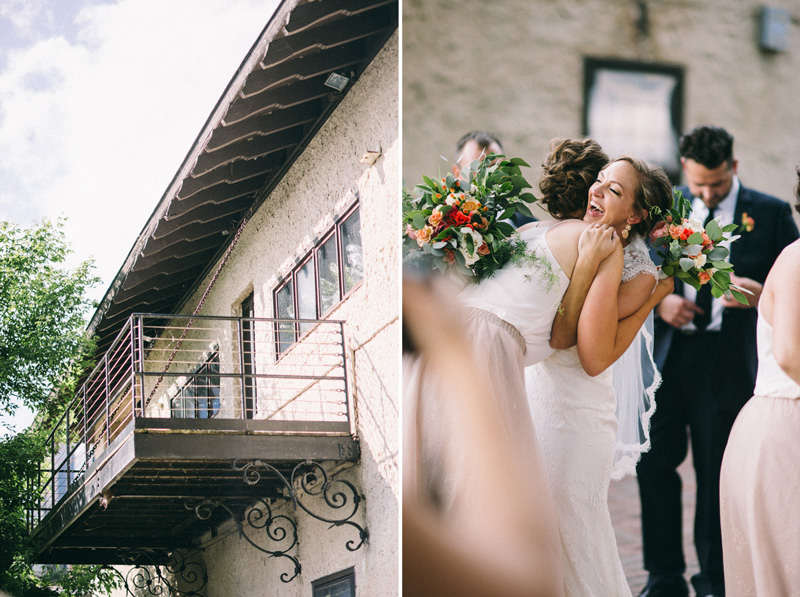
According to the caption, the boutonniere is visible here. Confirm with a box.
[740,212,755,233]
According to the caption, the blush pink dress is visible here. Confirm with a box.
[720,306,800,596]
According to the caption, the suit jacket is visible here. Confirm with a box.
[651,184,799,414]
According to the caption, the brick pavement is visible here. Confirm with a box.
[608,452,700,595]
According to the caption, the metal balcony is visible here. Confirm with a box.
[27,313,360,565]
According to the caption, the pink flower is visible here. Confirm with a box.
[650,221,668,242]
[668,224,686,240]
[428,207,443,227]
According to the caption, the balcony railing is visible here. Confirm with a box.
[27,313,349,532]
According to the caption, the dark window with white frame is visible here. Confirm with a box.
[312,567,355,597]
[274,203,363,355]
[583,58,684,182]
[170,352,220,419]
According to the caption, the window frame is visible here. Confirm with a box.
[311,567,355,597]
[583,57,684,183]
[273,201,363,356]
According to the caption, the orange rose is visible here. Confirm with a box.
[698,270,712,285]
[415,225,433,247]
[477,243,491,255]
[668,224,685,240]
[428,207,443,226]
[462,199,481,212]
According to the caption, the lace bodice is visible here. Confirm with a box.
[622,236,657,282]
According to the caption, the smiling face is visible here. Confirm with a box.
[583,160,643,240]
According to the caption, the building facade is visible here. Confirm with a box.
[27,2,399,596]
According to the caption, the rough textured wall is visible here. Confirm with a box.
[177,31,399,597]
[404,0,800,211]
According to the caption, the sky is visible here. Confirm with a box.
[0,0,280,435]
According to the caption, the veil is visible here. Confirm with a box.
[610,240,662,480]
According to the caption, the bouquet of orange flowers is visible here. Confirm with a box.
[402,154,536,281]
[649,189,749,304]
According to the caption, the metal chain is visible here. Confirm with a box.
[144,214,251,407]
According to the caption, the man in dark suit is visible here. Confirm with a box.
[636,126,799,597]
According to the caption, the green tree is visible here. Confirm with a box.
[0,219,120,596]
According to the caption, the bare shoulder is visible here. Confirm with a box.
[765,240,800,296]
[545,219,589,241]
[772,240,800,277]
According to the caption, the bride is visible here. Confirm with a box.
[404,144,673,592]
[524,147,671,596]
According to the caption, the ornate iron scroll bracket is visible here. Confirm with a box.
[107,548,208,596]
[186,497,302,583]
[232,459,368,551]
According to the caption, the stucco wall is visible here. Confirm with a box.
[403,0,800,214]
[167,31,399,597]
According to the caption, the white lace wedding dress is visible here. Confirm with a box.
[525,236,658,597]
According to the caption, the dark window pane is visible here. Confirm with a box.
[318,235,340,314]
[340,209,363,294]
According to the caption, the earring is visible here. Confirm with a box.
[621,223,631,239]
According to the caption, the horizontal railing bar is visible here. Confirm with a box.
[131,312,345,324]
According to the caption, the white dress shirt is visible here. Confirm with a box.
[682,176,740,332]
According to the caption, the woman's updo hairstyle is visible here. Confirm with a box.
[539,138,609,219]
[613,155,673,239]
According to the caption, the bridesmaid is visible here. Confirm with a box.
[720,167,800,596]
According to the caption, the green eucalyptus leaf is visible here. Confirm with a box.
[705,218,723,241]
[412,214,428,229]
[687,232,704,245]
[679,257,696,272]
[682,243,703,256]
[710,260,733,270]
[707,246,729,260]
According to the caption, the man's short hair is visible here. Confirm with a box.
[679,126,734,169]
[455,130,504,158]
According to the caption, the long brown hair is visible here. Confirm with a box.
[613,155,673,239]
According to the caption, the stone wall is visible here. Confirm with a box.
[404,0,800,214]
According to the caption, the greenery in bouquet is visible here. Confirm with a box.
[649,189,749,304]
[402,154,536,282]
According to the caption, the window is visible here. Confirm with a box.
[274,203,363,355]
[312,568,355,597]
[171,353,220,419]
[242,292,257,419]
[583,58,684,182]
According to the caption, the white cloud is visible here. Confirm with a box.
[0,0,278,299]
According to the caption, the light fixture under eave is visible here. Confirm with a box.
[324,72,350,92]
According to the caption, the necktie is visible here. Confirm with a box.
[693,207,716,331]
